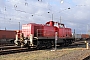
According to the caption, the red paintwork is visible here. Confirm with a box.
[21,21,72,39]
[43,25,55,37]
[65,28,72,38]
[22,23,43,37]
[58,28,72,38]
[22,24,34,37]
[58,28,66,38]
[0,30,16,39]
[46,21,54,26]
[33,24,43,37]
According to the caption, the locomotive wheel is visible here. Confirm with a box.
[60,43,64,47]
[24,43,30,49]
[37,41,42,49]
[63,40,69,47]
[64,42,69,47]
[69,40,72,44]
[46,41,52,49]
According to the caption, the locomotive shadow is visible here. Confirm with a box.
[38,40,87,51]
[45,40,87,51]
[57,40,87,49]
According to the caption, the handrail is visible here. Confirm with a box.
[37,29,55,37]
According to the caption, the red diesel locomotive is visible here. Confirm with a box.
[15,21,74,48]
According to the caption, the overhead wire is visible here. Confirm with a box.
[1,0,64,23]
[38,0,42,2]
[2,0,89,23]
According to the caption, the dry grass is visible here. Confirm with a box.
[0,47,88,60]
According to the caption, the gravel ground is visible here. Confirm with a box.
[56,48,90,60]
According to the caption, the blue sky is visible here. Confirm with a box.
[0,0,90,34]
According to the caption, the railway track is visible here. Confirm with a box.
[0,46,31,55]
[0,40,89,55]
[83,55,90,60]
